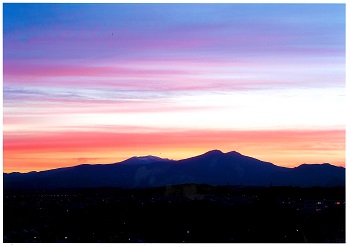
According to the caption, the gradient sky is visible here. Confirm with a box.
[3,3,346,173]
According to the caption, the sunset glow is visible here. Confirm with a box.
[3,3,345,173]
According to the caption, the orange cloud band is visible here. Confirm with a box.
[3,129,345,173]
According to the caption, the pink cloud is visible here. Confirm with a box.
[3,128,345,173]
[4,62,192,79]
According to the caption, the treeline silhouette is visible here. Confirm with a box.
[3,184,345,243]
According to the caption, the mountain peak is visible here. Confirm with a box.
[202,150,244,157]
[296,163,338,169]
[225,150,242,156]
[120,155,170,165]
[203,150,223,155]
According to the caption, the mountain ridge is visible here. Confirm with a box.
[3,150,345,189]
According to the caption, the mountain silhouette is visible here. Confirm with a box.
[3,150,345,189]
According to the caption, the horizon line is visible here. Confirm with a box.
[4,149,345,174]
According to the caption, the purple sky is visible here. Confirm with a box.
[3,4,346,172]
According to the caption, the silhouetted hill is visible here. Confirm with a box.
[272,163,345,187]
[3,150,345,189]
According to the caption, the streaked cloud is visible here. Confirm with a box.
[3,3,345,172]
[4,129,345,173]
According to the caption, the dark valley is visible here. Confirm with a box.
[3,185,345,243]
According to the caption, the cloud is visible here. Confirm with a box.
[3,128,345,173]
[3,4,345,173]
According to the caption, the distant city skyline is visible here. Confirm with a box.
[3,3,345,172]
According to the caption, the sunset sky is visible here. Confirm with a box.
[3,3,345,173]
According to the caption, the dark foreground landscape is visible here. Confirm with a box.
[3,184,345,243]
